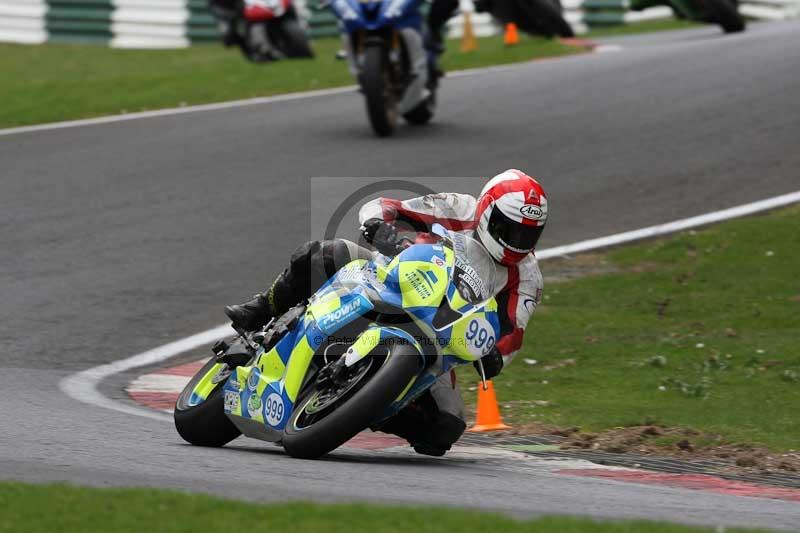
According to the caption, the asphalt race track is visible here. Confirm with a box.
[2,21,800,530]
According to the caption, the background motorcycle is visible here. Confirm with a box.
[214,0,314,62]
[474,0,575,39]
[630,0,745,33]
[325,0,437,137]
[174,227,501,459]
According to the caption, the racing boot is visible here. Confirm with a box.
[224,272,291,331]
[224,292,273,331]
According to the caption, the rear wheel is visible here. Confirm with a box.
[282,340,421,459]
[174,358,241,447]
[361,45,398,137]
[276,17,314,58]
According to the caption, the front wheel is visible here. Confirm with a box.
[174,358,241,447]
[361,45,398,137]
[282,341,421,459]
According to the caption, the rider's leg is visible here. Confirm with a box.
[208,0,244,47]
[225,239,372,330]
[426,0,460,53]
[422,370,467,454]
[377,371,467,456]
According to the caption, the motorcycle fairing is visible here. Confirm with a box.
[186,362,227,407]
[243,0,289,20]
[331,0,422,32]
[217,232,500,437]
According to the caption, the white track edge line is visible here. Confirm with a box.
[59,190,800,421]
[0,44,608,138]
[60,324,233,422]
[0,86,358,137]
[536,190,800,260]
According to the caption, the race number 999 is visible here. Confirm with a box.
[465,317,495,357]
[264,393,285,426]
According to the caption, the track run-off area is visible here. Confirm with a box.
[2,21,799,530]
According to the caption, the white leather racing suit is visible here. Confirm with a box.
[358,192,544,367]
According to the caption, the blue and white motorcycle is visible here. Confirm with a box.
[174,226,501,459]
[326,0,438,136]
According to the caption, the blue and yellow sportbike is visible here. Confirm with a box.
[322,0,437,137]
[174,226,500,458]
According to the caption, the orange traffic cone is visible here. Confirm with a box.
[469,380,511,432]
[503,22,519,46]
[460,12,477,52]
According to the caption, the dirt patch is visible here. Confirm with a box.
[557,425,800,475]
[540,252,661,284]
[539,253,619,283]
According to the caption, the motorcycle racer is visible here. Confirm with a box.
[208,0,245,48]
[225,169,547,455]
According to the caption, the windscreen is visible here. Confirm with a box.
[449,230,497,306]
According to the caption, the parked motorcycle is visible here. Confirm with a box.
[175,226,501,459]
[630,0,745,33]
[475,0,575,38]
[323,0,437,136]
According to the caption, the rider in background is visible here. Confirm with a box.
[209,0,457,67]
[426,0,460,54]
[226,170,547,456]
[208,0,245,49]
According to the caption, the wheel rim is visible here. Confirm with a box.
[291,358,374,431]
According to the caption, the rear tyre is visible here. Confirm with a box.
[277,18,314,58]
[708,0,745,33]
[282,341,421,459]
[174,359,241,447]
[361,45,398,137]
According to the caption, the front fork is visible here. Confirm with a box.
[341,29,402,78]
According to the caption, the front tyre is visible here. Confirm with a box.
[282,341,421,459]
[361,45,398,137]
[174,358,241,447]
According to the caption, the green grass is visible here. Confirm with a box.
[472,206,800,451]
[584,18,701,38]
[0,482,768,533]
[0,35,577,128]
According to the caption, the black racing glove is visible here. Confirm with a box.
[475,348,504,380]
[360,218,399,255]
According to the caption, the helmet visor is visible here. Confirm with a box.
[487,206,544,254]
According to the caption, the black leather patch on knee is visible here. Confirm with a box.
[433,411,467,447]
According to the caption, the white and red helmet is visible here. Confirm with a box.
[475,169,548,265]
